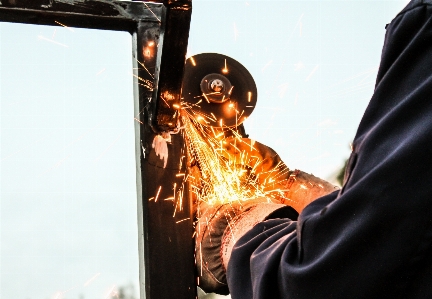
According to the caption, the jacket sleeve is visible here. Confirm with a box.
[227,2,432,298]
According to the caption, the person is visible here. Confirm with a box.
[195,1,432,297]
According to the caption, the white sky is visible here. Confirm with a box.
[0,1,410,298]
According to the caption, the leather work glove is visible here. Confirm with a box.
[221,137,339,213]
[195,197,298,294]
[195,138,339,294]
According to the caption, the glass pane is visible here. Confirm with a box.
[0,23,138,299]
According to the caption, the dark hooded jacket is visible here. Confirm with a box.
[227,1,432,298]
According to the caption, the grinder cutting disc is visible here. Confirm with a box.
[182,53,257,127]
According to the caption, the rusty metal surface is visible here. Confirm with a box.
[0,1,195,298]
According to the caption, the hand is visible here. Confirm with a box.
[221,138,339,212]
[194,138,338,294]
[152,135,168,168]
[195,197,298,295]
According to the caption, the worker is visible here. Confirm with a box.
[196,1,432,297]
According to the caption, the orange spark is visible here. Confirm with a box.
[155,186,162,202]
[210,112,217,121]
[202,93,210,103]
[305,64,320,82]
[54,20,74,32]
[134,58,154,79]
[37,35,68,47]
[176,217,190,224]
[134,117,144,124]
[84,273,100,286]
[228,86,234,95]
[96,68,106,76]
[222,59,229,73]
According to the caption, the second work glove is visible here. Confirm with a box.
[195,197,298,294]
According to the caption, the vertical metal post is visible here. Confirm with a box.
[134,1,195,297]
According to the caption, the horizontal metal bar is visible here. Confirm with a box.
[0,1,163,32]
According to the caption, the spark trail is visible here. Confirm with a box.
[182,110,287,206]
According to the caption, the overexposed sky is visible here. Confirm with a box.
[188,0,410,180]
[0,1,410,298]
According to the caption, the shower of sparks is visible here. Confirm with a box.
[132,73,154,90]
[183,114,255,205]
[181,109,290,206]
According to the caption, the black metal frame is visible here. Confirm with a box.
[0,1,195,298]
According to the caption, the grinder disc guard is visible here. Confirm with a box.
[182,53,257,127]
